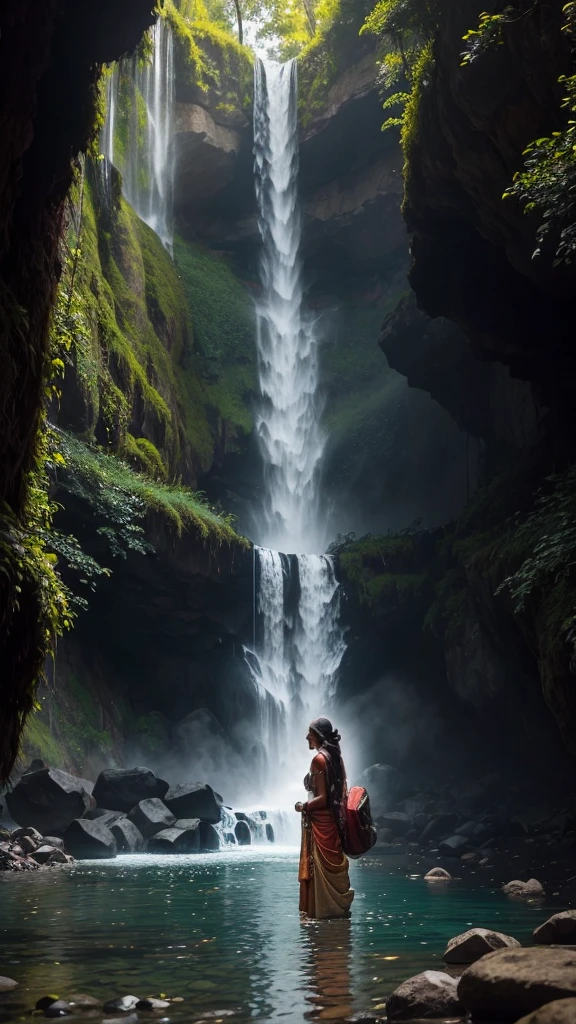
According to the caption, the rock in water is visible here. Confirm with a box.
[128,799,175,839]
[458,948,576,1018]
[146,826,200,853]
[6,768,93,833]
[62,819,117,859]
[533,911,576,945]
[110,818,144,853]
[93,768,168,813]
[0,977,18,991]
[517,1000,576,1023]
[199,822,220,851]
[234,821,251,845]
[32,845,68,865]
[503,878,545,898]
[103,997,140,1013]
[424,867,452,881]
[444,927,520,963]
[386,970,463,1021]
[164,783,221,824]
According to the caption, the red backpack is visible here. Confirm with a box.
[342,785,378,858]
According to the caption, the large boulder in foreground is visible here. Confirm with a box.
[444,927,520,964]
[146,824,200,854]
[92,768,168,813]
[128,799,175,839]
[533,912,576,945]
[458,948,576,1019]
[164,783,221,824]
[6,768,93,833]
[62,819,117,859]
[517,999,576,1023]
[387,970,463,1021]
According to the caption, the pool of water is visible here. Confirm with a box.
[0,848,560,1022]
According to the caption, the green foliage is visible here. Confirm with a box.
[336,529,428,610]
[123,433,168,480]
[361,0,438,132]
[298,0,374,124]
[56,429,244,549]
[19,712,69,769]
[460,7,515,65]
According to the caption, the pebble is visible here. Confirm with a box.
[0,977,18,992]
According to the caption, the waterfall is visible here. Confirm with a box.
[102,17,174,253]
[249,60,347,807]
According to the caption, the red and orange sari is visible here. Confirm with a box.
[298,754,354,919]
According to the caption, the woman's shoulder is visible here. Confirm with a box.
[311,751,327,772]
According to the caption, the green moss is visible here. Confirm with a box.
[19,712,69,768]
[401,42,435,191]
[123,433,168,480]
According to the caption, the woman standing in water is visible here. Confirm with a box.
[296,717,354,919]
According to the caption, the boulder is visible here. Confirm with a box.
[103,996,140,1014]
[0,977,18,991]
[146,825,200,854]
[439,835,470,856]
[458,947,576,1019]
[6,768,93,833]
[92,768,168,813]
[44,1000,72,1017]
[43,836,65,849]
[424,867,452,881]
[386,970,463,1021]
[62,819,117,859]
[128,799,175,839]
[31,844,68,865]
[164,783,221,824]
[444,927,520,964]
[68,996,101,1011]
[199,821,220,851]
[534,912,576,946]
[378,812,411,837]
[420,813,459,842]
[235,821,251,845]
[110,818,144,853]
[517,999,576,1023]
[84,809,124,826]
[136,999,170,1011]
[265,823,274,843]
[503,878,545,898]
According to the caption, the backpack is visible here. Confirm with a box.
[342,785,378,859]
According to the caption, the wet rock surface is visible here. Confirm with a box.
[6,768,93,834]
[533,911,576,945]
[444,927,521,964]
[62,819,117,860]
[93,769,169,813]
[517,1000,576,1024]
[164,783,221,824]
[127,800,176,839]
[458,947,576,1019]
[386,969,463,1021]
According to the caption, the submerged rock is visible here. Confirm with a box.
[517,999,576,1023]
[6,768,93,833]
[424,867,452,881]
[444,927,520,963]
[93,768,168,813]
[164,783,221,824]
[146,825,200,853]
[533,911,576,945]
[503,878,545,898]
[128,799,175,839]
[62,819,117,859]
[0,977,18,991]
[110,818,144,853]
[458,947,576,1018]
[386,970,463,1021]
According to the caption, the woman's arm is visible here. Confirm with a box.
[299,754,328,813]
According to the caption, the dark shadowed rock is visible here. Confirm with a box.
[110,818,144,853]
[458,948,576,1019]
[199,821,220,851]
[32,844,68,865]
[517,1000,576,1023]
[420,813,459,842]
[128,799,175,838]
[235,821,251,845]
[92,768,168,813]
[444,927,520,963]
[146,825,200,853]
[164,783,221,824]
[378,812,411,837]
[386,970,463,1020]
[6,768,93,833]
[265,823,274,842]
[439,835,470,856]
[534,912,576,945]
[62,819,117,859]
[84,808,125,825]
[44,1000,72,1017]
[103,996,139,1014]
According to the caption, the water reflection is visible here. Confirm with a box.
[302,918,353,1021]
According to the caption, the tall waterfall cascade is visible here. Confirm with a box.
[249,61,346,805]
[102,17,174,253]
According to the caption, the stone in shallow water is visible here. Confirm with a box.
[0,977,18,991]
[424,866,452,880]
[458,947,576,1019]
[110,818,144,853]
[44,1000,72,1017]
[136,999,170,1010]
[62,819,117,859]
[503,878,545,897]
[68,994,101,1010]
[6,768,93,834]
[386,970,463,1021]
[533,911,576,945]
[164,783,221,824]
[32,844,68,865]
[444,927,520,963]
[103,996,140,1013]
[128,799,175,839]
[199,822,220,851]
[517,999,576,1023]
[93,768,168,813]
[146,826,200,854]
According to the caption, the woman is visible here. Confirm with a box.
[296,717,354,919]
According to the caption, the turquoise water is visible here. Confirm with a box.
[0,848,559,1023]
